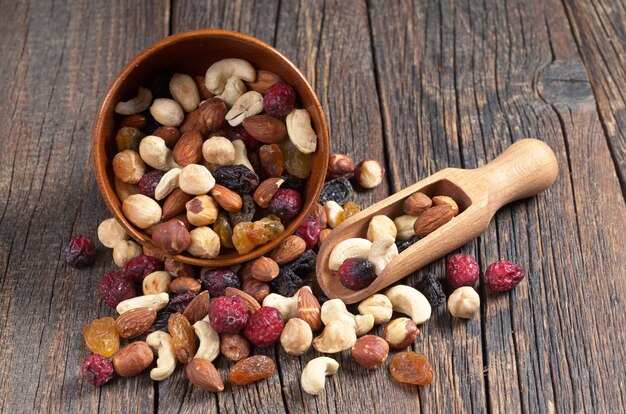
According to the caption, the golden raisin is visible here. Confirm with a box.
[229,355,275,385]
[83,317,120,358]
[214,212,234,249]
[259,144,285,177]
[280,139,312,179]
[342,201,361,220]
[389,352,434,385]
[232,218,284,254]
[168,313,197,364]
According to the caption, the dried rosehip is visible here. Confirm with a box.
[295,216,321,249]
[201,268,240,296]
[98,270,136,308]
[229,125,259,152]
[81,354,114,386]
[263,83,296,117]
[268,189,302,222]
[338,258,377,290]
[243,306,284,347]
[229,355,276,385]
[389,352,434,385]
[138,170,164,199]
[214,165,259,194]
[318,177,353,205]
[166,292,197,313]
[122,255,163,282]
[209,295,249,333]
[64,235,96,268]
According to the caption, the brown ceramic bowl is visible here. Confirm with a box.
[93,30,329,267]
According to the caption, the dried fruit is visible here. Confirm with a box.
[280,138,312,178]
[83,317,120,357]
[64,236,96,268]
[214,165,259,194]
[263,83,296,117]
[141,310,172,338]
[201,267,240,296]
[389,352,434,385]
[122,255,163,282]
[208,295,249,333]
[214,212,234,249]
[279,174,305,191]
[403,192,432,216]
[338,258,377,290]
[295,216,321,249]
[446,253,480,288]
[229,194,256,226]
[355,159,384,189]
[166,291,197,313]
[115,127,145,152]
[229,355,276,385]
[351,335,389,369]
[318,177,353,205]
[220,333,251,361]
[81,354,114,386]
[484,260,525,292]
[268,188,302,222]
[327,153,355,178]
[416,273,446,307]
[258,144,285,177]
[395,235,420,252]
[269,249,316,296]
[229,125,259,152]
[413,205,454,236]
[115,307,157,339]
[231,217,284,255]
[112,341,154,377]
[138,170,164,199]
[168,313,197,364]
[243,306,284,347]
[342,201,361,221]
[99,270,136,308]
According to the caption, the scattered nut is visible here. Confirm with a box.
[186,358,224,392]
[202,136,235,166]
[146,331,176,381]
[173,130,203,166]
[413,204,454,237]
[179,164,215,195]
[448,286,480,318]
[205,58,256,95]
[186,195,219,226]
[262,291,298,321]
[187,227,220,259]
[113,150,145,183]
[209,184,243,212]
[155,167,182,201]
[367,234,399,275]
[355,314,375,336]
[217,77,247,106]
[328,238,372,271]
[142,271,172,295]
[382,317,419,349]
[220,333,251,361]
[286,109,317,154]
[115,307,156,339]
[253,177,284,208]
[351,335,389,369]
[112,239,143,268]
[366,215,397,242]
[320,299,358,331]
[193,316,220,361]
[122,194,162,229]
[323,201,344,229]
[151,219,191,255]
[150,98,184,127]
[280,318,313,356]
[355,159,384,189]
[169,73,200,112]
[271,235,306,265]
[112,341,154,377]
[385,285,432,324]
[226,91,264,126]
[116,292,169,314]
[249,256,279,282]
[301,357,339,395]
[327,153,355,178]
[115,87,152,115]
[432,195,459,216]
[357,294,393,324]
[393,215,418,241]
[313,320,357,353]
[231,139,254,171]
[297,286,322,331]
[97,218,128,248]
[403,192,432,216]
[139,135,179,171]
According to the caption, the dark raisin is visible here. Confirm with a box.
[64,236,96,268]
[214,165,260,194]
[416,273,446,307]
[279,175,305,191]
[123,255,163,282]
[200,267,240,296]
[318,177,353,205]
[229,125,260,152]
[269,267,304,297]
[286,249,317,276]
[166,292,197,313]
[138,170,164,199]
[138,311,172,340]
[229,195,256,226]
[396,235,421,253]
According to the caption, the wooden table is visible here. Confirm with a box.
[1,0,624,412]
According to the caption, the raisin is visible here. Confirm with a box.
[269,267,304,297]
[318,177,353,205]
[115,127,145,152]
[201,268,240,296]
[168,313,197,364]
[229,355,276,385]
[342,201,361,219]
[259,144,285,178]
[229,195,256,226]
[232,217,284,255]
[279,175,305,191]
[416,273,446,307]
[214,212,234,249]
[280,139,312,179]
[167,292,197,313]
[83,317,120,358]
[287,249,317,275]
[214,165,259,194]
[389,352,434,385]
[396,235,420,253]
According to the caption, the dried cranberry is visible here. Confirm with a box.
[166,292,197,313]
[263,84,296,117]
[200,268,240,296]
[138,170,164,199]
[338,258,377,290]
[484,260,525,292]
[81,354,114,386]
[446,253,480,288]
[268,189,302,222]
[64,235,96,268]
[229,125,259,152]
[122,255,163,282]
[98,270,136,308]
[208,295,249,333]
[243,306,284,347]
[214,165,260,194]
[295,216,321,249]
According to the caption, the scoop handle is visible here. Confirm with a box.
[477,139,558,210]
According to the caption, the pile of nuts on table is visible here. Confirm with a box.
[67,58,527,394]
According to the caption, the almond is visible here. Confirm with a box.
[181,98,227,135]
[162,188,193,220]
[194,75,214,100]
[153,126,181,148]
[120,114,147,129]
[113,341,154,377]
[186,358,224,391]
[210,184,243,212]
[432,195,459,216]
[403,192,432,216]
[242,115,287,143]
[245,70,284,93]
[253,177,284,208]
[225,287,261,314]
[173,130,202,166]
[248,256,280,282]
[182,291,210,324]
[170,276,202,294]
[241,278,270,303]
[317,228,332,247]
[297,286,322,331]
[115,307,157,339]
[412,205,454,236]
[271,235,306,265]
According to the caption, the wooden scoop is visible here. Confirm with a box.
[316,138,558,304]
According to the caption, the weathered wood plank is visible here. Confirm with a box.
[0,1,168,413]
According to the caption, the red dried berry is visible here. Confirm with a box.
[208,295,249,333]
[446,253,480,288]
[263,84,296,117]
[64,235,96,268]
[122,255,163,282]
[200,268,240,296]
[268,189,302,223]
[81,354,114,386]
[484,260,525,292]
[338,258,377,290]
[98,270,136,308]
[295,216,321,249]
[138,170,164,199]
[229,125,260,152]
[243,306,284,347]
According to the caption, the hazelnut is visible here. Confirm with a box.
[97,218,128,248]
[393,215,418,241]
[151,219,191,255]
[351,335,389,370]
[169,276,201,294]
[202,136,235,166]
[327,153,355,178]
[187,227,220,259]
[403,192,432,216]
[153,126,181,148]
[164,258,196,278]
[448,286,480,318]
[113,341,154,377]
[242,277,270,302]
[186,195,219,226]
[355,159,384,189]
[280,318,313,356]
[150,98,184,127]
[112,239,143,268]
[432,195,459,216]
[220,333,251,361]
[142,271,172,295]
[122,194,162,229]
[179,164,215,195]
[382,317,419,349]
[366,215,397,242]
[112,150,145,184]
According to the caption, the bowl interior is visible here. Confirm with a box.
[94,30,329,267]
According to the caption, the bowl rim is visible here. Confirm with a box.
[92,29,329,267]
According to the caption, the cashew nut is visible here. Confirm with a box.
[193,316,220,361]
[367,215,397,242]
[115,86,152,115]
[393,215,418,241]
[231,139,254,171]
[112,239,143,267]
[300,357,339,395]
[226,91,264,126]
[448,286,480,319]
[367,234,399,275]
[169,73,200,112]
[323,201,344,229]
[385,285,431,324]
[150,98,184,127]
[116,292,169,314]
[312,320,356,353]
[354,314,375,336]
[357,294,393,324]
[286,109,317,154]
[328,238,372,271]
[319,299,374,336]
[262,291,298,320]
[139,135,179,171]
[154,167,182,200]
[217,77,247,106]
[205,59,256,95]
[97,217,128,248]
[146,331,176,381]
[280,318,313,356]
